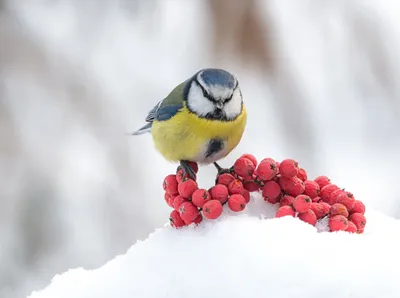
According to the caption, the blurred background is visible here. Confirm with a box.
[1,0,400,297]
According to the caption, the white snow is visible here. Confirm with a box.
[28,193,400,298]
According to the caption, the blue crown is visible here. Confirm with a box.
[199,68,236,89]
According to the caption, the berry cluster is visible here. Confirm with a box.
[163,154,367,234]
[240,155,366,234]
[163,160,251,229]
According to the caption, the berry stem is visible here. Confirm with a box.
[213,162,235,175]
[253,177,264,186]
[213,162,223,172]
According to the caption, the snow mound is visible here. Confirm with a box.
[28,194,400,298]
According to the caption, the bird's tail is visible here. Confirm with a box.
[131,123,152,135]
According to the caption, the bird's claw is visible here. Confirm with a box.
[178,161,197,180]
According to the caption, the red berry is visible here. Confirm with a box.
[328,215,348,232]
[319,202,331,215]
[320,184,339,203]
[191,213,203,225]
[327,189,348,206]
[349,213,366,231]
[338,191,355,210]
[241,174,254,182]
[216,173,236,187]
[262,181,281,202]
[184,213,203,225]
[228,179,244,195]
[179,202,199,223]
[314,176,331,189]
[228,194,247,212]
[266,194,282,204]
[242,189,250,203]
[310,203,328,219]
[209,184,229,204]
[304,180,320,199]
[178,179,198,199]
[279,176,305,197]
[312,196,322,203]
[272,175,280,183]
[297,168,308,181]
[280,194,295,207]
[176,168,196,183]
[169,210,186,228]
[164,192,174,208]
[346,221,357,233]
[279,159,299,178]
[276,206,295,218]
[233,157,255,178]
[202,200,223,219]
[191,189,211,208]
[293,195,312,213]
[350,200,365,215]
[298,209,317,226]
[329,203,349,218]
[173,195,188,211]
[243,181,260,192]
[256,158,278,181]
[163,174,179,195]
[240,153,258,167]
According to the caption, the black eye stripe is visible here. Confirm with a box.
[194,79,214,102]
[193,78,239,104]
[225,85,238,103]
[225,93,234,103]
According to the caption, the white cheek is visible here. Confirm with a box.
[187,83,215,116]
[224,89,242,119]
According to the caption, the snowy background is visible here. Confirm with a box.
[1,0,400,297]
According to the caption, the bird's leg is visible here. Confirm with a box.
[177,160,196,180]
[213,162,234,175]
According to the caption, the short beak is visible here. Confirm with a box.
[216,100,224,109]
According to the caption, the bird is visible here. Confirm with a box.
[132,68,247,179]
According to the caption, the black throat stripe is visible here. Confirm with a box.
[205,138,224,158]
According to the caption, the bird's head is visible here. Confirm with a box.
[184,68,243,121]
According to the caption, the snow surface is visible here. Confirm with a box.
[28,193,400,298]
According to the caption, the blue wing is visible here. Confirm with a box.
[132,81,186,135]
[132,100,183,135]
[144,101,163,122]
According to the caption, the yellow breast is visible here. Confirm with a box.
[151,105,247,163]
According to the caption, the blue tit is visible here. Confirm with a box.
[132,68,247,178]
